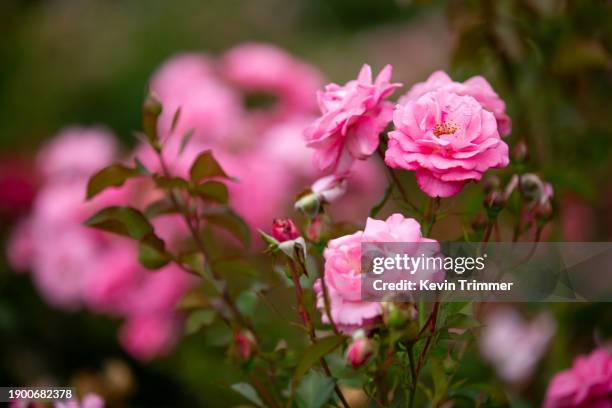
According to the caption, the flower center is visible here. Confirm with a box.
[433,122,458,136]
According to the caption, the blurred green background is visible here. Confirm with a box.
[1,0,611,406]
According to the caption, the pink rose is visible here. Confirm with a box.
[479,308,555,384]
[385,88,509,198]
[544,349,612,408]
[119,313,179,361]
[222,43,323,127]
[55,394,105,408]
[304,64,401,174]
[400,70,511,136]
[36,126,118,180]
[150,53,242,146]
[315,214,435,334]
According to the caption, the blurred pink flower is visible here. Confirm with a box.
[561,194,596,241]
[55,394,105,408]
[480,308,555,384]
[544,349,612,408]
[305,64,401,174]
[328,159,387,223]
[400,71,511,136]
[7,127,193,360]
[36,126,118,180]
[315,214,435,334]
[150,53,242,145]
[222,43,323,127]
[386,88,509,198]
[31,227,100,310]
[119,313,179,361]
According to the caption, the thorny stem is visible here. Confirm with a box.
[320,274,340,335]
[293,250,338,334]
[416,302,440,375]
[287,260,351,408]
[423,197,440,236]
[251,375,280,408]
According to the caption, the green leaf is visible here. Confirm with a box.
[170,106,182,133]
[142,93,163,148]
[203,208,250,248]
[86,164,140,199]
[138,233,170,270]
[154,175,190,190]
[430,357,449,404]
[85,206,153,240]
[293,335,345,385]
[236,290,258,318]
[185,310,216,335]
[191,181,228,204]
[189,150,229,183]
[444,313,481,330]
[144,198,179,218]
[230,383,264,407]
[134,157,152,175]
[295,371,335,408]
[179,129,195,155]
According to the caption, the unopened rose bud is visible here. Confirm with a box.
[471,213,489,232]
[482,175,500,194]
[512,140,530,163]
[383,302,417,329]
[519,173,544,202]
[271,218,300,242]
[233,330,257,361]
[535,200,553,224]
[346,331,374,369]
[484,191,506,219]
[312,175,348,204]
[294,192,321,218]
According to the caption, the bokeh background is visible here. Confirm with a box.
[1,0,611,406]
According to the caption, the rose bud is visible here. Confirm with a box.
[383,302,417,329]
[512,140,530,163]
[535,199,553,224]
[271,218,300,242]
[233,330,257,361]
[519,173,545,203]
[481,175,500,194]
[294,192,321,218]
[346,332,374,369]
[484,191,506,219]
[471,213,489,232]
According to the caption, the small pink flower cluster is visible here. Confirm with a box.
[8,127,195,361]
[305,67,511,198]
